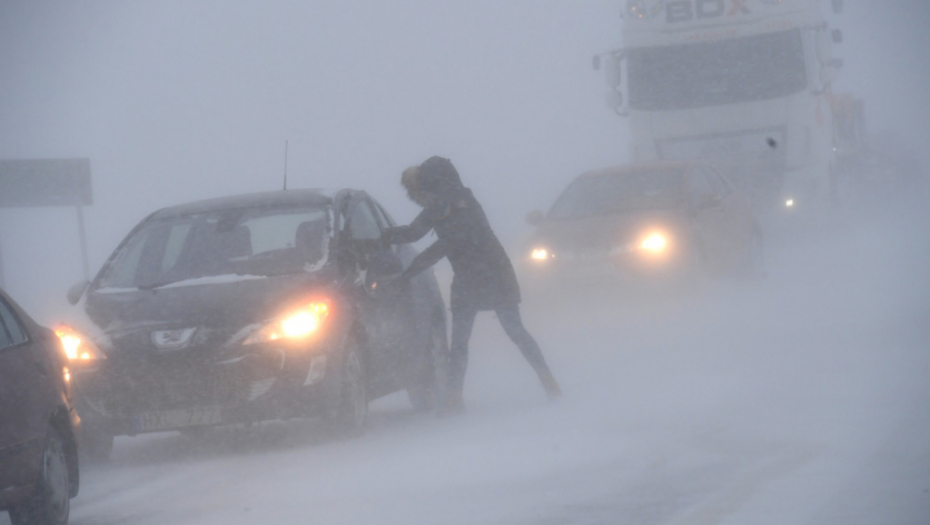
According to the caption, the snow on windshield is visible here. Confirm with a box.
[97,206,331,289]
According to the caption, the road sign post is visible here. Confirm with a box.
[0,158,94,287]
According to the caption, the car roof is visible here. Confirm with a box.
[575,161,695,180]
[149,189,343,219]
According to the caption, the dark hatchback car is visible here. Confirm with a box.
[59,189,447,459]
[522,162,763,283]
[0,288,80,525]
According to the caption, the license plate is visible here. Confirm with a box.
[132,407,223,432]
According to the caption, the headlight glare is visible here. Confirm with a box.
[54,325,107,361]
[640,233,668,253]
[531,248,551,261]
[244,301,330,345]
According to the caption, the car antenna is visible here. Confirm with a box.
[283,140,289,191]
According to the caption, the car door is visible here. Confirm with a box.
[686,166,731,272]
[0,294,51,492]
[343,194,413,392]
[368,199,433,372]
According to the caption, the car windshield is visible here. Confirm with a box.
[547,169,683,219]
[97,205,331,290]
[628,29,807,111]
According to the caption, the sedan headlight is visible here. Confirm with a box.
[640,233,668,253]
[530,247,553,262]
[613,231,672,256]
[243,301,331,345]
[54,325,107,361]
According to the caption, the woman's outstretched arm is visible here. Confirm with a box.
[382,206,442,244]
[401,239,447,279]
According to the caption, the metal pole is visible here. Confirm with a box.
[0,235,5,289]
[76,203,90,281]
[283,140,289,191]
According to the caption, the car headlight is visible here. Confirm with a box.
[640,232,668,253]
[243,300,331,345]
[54,325,107,361]
[785,198,795,208]
[530,247,553,261]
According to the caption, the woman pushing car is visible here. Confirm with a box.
[382,156,561,412]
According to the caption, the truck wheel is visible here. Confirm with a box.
[407,319,448,412]
[9,427,71,525]
[326,336,368,436]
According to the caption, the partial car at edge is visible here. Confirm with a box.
[0,288,80,525]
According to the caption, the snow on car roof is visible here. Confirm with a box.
[150,189,336,219]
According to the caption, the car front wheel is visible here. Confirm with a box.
[326,336,368,436]
[9,427,71,525]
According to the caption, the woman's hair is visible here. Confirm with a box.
[401,156,464,208]
[401,165,433,207]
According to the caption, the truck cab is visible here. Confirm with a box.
[598,0,844,214]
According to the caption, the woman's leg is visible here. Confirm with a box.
[495,304,561,397]
[448,304,479,403]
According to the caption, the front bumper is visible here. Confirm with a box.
[72,342,338,436]
[521,246,692,286]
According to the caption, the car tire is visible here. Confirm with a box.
[407,318,448,412]
[79,424,114,463]
[8,427,71,525]
[326,336,368,436]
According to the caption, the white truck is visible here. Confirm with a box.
[596,0,845,212]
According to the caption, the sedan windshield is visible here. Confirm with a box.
[98,205,331,290]
[548,169,683,219]
[628,29,808,111]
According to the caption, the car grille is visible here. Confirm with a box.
[95,354,249,414]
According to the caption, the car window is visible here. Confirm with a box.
[162,223,192,273]
[370,200,395,228]
[0,297,27,349]
[348,201,382,240]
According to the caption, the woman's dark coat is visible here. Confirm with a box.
[383,161,521,311]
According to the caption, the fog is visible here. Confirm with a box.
[1,1,929,524]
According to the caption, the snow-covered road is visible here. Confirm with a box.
[7,203,930,525]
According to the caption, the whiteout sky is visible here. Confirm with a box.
[0,1,928,315]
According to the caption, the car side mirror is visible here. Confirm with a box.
[526,210,545,227]
[67,280,89,305]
